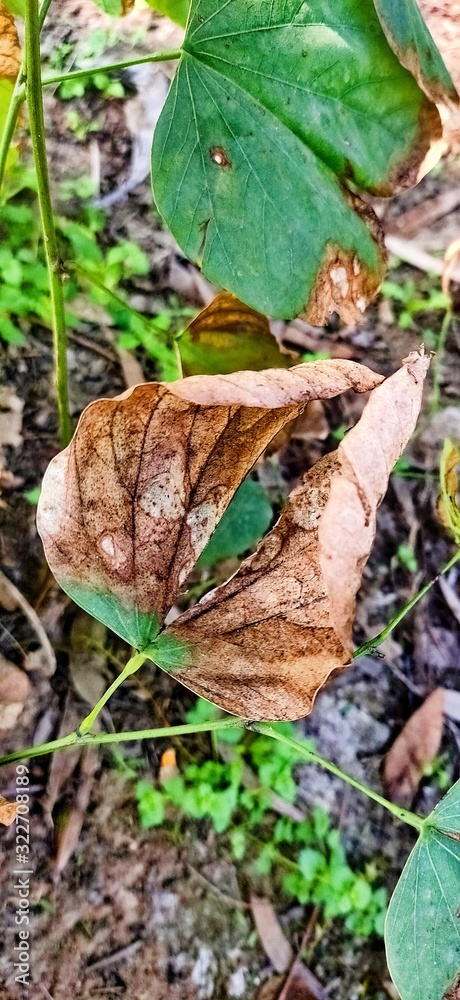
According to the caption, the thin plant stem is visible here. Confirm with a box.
[353,547,460,659]
[252,722,424,833]
[0,0,55,193]
[431,307,453,413]
[74,264,171,339]
[40,49,183,88]
[77,652,147,736]
[0,717,246,767]
[0,74,25,193]
[25,0,71,446]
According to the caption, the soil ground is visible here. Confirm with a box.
[1,3,460,998]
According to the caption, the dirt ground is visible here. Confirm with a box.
[1,2,460,998]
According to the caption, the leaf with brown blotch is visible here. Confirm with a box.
[158,351,430,720]
[0,0,20,81]
[178,291,292,378]
[0,794,17,826]
[383,687,445,804]
[37,359,382,651]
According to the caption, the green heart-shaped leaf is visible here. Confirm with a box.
[386,780,460,1000]
[152,0,446,321]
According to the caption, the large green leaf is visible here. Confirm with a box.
[152,0,445,321]
[145,0,189,28]
[373,0,458,107]
[385,780,460,1000]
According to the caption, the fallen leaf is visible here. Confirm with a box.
[437,438,460,545]
[178,292,292,377]
[250,895,293,974]
[38,359,382,649]
[161,351,430,719]
[0,0,21,80]
[278,962,328,1000]
[68,611,108,708]
[0,794,17,826]
[0,653,31,731]
[54,747,99,874]
[159,746,179,784]
[0,386,23,453]
[441,688,460,724]
[383,688,445,804]
[443,239,460,298]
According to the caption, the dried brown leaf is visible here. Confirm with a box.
[383,688,445,804]
[0,1,20,81]
[163,351,430,719]
[38,360,381,634]
[443,239,460,297]
[250,895,293,974]
[0,654,31,731]
[0,794,17,826]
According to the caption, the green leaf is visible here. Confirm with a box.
[145,0,189,28]
[2,0,25,16]
[385,780,460,1000]
[152,0,442,321]
[198,477,272,568]
[178,291,291,377]
[373,0,458,106]
[91,0,123,15]
[136,781,165,827]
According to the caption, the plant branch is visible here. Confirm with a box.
[25,0,71,446]
[77,652,147,736]
[40,49,183,89]
[252,723,424,833]
[353,548,460,659]
[0,718,246,767]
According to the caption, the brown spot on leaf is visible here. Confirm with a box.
[303,194,387,326]
[210,145,232,168]
[444,974,460,1000]
[386,98,445,195]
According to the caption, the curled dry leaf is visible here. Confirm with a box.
[383,688,445,804]
[38,353,429,721]
[0,794,17,826]
[38,359,381,648]
[162,351,429,718]
[437,438,460,546]
[250,895,293,974]
[0,653,31,731]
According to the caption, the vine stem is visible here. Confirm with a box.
[39,49,183,89]
[353,547,460,659]
[25,0,71,446]
[252,723,424,833]
[0,718,246,766]
[77,652,147,736]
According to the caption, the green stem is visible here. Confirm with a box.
[77,652,147,736]
[74,264,170,339]
[0,0,55,194]
[0,74,25,194]
[431,307,453,413]
[40,49,183,89]
[353,548,460,659]
[252,723,424,833]
[0,717,246,767]
[25,0,71,447]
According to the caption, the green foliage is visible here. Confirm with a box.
[135,697,387,938]
[152,0,444,318]
[144,0,189,28]
[386,778,460,1000]
[381,278,450,329]
[198,477,273,568]
[396,543,418,574]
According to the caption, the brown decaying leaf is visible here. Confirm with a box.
[443,239,460,298]
[250,895,293,974]
[0,1,21,80]
[38,360,382,625]
[164,351,430,720]
[0,653,31,731]
[0,794,17,826]
[383,688,444,804]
